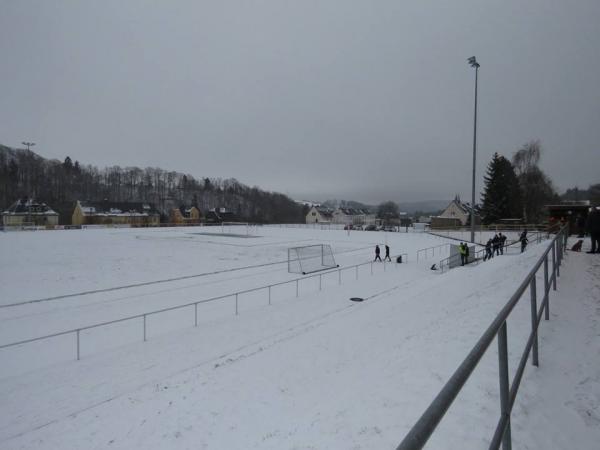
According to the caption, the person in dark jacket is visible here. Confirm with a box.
[484,238,493,261]
[498,233,507,255]
[520,230,528,253]
[492,234,500,256]
[374,245,382,261]
[586,207,600,253]
[384,245,391,262]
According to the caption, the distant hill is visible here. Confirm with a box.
[0,143,305,223]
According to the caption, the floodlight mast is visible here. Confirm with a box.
[467,56,479,244]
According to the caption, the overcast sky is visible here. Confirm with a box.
[1,1,599,204]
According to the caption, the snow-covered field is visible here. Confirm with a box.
[0,226,598,449]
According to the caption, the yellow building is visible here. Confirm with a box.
[2,198,59,227]
[72,200,160,226]
[169,206,201,224]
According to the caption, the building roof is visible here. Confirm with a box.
[335,208,371,216]
[312,206,334,219]
[78,200,159,217]
[3,198,58,216]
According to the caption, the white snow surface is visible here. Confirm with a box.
[0,226,598,449]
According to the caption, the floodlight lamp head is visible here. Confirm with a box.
[467,56,480,68]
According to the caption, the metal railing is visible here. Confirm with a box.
[0,252,408,362]
[396,225,569,450]
[437,231,548,273]
[416,244,451,262]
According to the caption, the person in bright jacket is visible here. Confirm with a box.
[459,242,467,266]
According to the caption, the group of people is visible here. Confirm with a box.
[483,232,509,261]
[374,244,391,262]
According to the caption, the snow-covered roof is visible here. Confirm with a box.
[78,201,159,217]
[2,198,58,216]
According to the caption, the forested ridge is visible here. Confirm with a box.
[0,144,306,223]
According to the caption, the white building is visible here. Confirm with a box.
[437,196,480,226]
[331,208,376,226]
[305,206,334,224]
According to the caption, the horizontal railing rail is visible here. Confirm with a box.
[416,244,451,262]
[396,225,568,450]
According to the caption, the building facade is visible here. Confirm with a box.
[170,206,201,224]
[72,201,160,226]
[305,206,334,224]
[2,198,59,227]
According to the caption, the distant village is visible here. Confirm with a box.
[2,194,592,235]
[1,198,239,229]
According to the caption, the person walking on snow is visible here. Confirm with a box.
[374,245,382,262]
[384,245,391,262]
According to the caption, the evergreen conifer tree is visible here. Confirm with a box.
[481,153,522,224]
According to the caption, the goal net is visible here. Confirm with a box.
[288,244,339,274]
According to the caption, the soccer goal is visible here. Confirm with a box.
[288,244,339,275]
[221,222,250,235]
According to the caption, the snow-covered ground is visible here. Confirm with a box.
[0,226,598,449]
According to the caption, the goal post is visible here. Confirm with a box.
[288,244,339,275]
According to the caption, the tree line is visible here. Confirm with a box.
[0,144,306,223]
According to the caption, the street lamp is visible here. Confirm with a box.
[467,56,480,244]
[22,141,35,151]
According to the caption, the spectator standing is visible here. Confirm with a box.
[520,230,528,253]
[492,234,500,256]
[459,242,467,266]
[484,238,493,261]
[499,233,507,255]
[586,207,600,253]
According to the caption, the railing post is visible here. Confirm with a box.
[530,278,539,367]
[543,256,549,321]
[384,260,386,272]
[76,329,80,361]
[194,303,198,327]
[497,322,512,450]
[552,241,557,290]
[268,285,271,305]
[235,293,239,315]
[143,314,147,342]
[338,269,341,285]
[319,274,322,291]
[296,279,299,297]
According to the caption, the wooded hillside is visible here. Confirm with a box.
[0,144,306,223]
